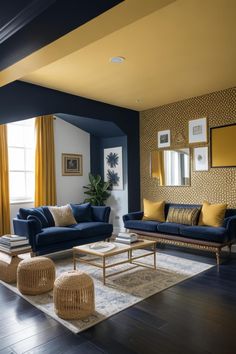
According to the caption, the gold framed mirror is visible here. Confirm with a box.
[151,148,190,186]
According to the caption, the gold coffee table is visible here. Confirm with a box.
[73,239,157,285]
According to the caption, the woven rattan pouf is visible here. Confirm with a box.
[17,257,55,295]
[0,254,21,283]
[53,270,95,320]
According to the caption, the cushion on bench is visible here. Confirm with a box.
[158,222,182,235]
[69,222,113,238]
[179,225,228,243]
[36,227,80,246]
[125,220,160,232]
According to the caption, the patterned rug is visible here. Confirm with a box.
[1,250,213,333]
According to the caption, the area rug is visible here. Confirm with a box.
[0,250,213,333]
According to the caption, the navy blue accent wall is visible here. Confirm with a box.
[90,133,138,212]
[90,136,102,176]
[90,135,128,217]
[101,136,128,185]
[0,81,140,212]
[91,136,127,181]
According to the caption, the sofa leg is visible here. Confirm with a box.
[30,252,36,258]
[228,244,232,254]
[216,250,220,266]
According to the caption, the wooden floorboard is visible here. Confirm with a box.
[0,250,236,354]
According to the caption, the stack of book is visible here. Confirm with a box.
[0,235,31,253]
[115,232,139,244]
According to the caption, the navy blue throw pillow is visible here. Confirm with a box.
[41,206,55,227]
[70,203,92,223]
[19,207,48,228]
[27,215,42,233]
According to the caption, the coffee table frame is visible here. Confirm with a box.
[73,240,157,285]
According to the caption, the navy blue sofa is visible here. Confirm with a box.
[123,203,236,264]
[13,204,113,256]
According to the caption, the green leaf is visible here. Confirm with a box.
[83,173,111,205]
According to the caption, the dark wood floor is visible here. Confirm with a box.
[0,250,236,354]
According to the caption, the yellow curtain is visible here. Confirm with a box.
[159,151,165,186]
[0,125,11,236]
[35,115,57,207]
[151,150,165,185]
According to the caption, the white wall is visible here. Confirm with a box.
[10,117,90,231]
[54,117,90,205]
[107,189,128,235]
[101,137,128,235]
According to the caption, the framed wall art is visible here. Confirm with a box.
[193,147,208,171]
[104,147,123,190]
[62,153,83,176]
[173,131,186,147]
[157,130,171,148]
[188,117,207,144]
[211,123,236,167]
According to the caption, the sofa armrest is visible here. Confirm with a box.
[123,211,144,223]
[223,215,236,241]
[91,206,111,223]
[13,218,41,251]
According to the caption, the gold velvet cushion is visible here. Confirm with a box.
[49,204,76,227]
[198,201,227,227]
[143,199,165,222]
[167,207,200,225]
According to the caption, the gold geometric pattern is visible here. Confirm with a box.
[140,87,236,208]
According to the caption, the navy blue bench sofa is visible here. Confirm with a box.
[13,205,113,256]
[123,203,236,264]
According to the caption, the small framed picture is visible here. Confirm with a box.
[62,153,83,176]
[157,130,170,148]
[193,147,208,171]
[188,117,207,144]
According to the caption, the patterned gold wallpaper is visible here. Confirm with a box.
[140,87,236,208]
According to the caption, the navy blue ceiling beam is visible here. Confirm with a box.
[0,81,137,125]
[0,81,140,212]
[0,0,56,44]
[0,0,123,71]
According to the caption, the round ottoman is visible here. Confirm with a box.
[0,253,21,283]
[53,270,95,320]
[17,257,55,295]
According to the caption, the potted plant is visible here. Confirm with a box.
[83,173,111,206]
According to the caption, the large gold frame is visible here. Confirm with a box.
[211,123,236,168]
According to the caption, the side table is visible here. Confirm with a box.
[0,246,32,283]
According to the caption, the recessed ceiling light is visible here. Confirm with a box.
[109,56,125,63]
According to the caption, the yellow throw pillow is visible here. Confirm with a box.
[143,199,165,222]
[198,201,227,227]
[49,204,77,227]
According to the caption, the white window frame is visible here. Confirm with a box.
[7,119,35,204]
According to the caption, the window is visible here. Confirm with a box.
[7,118,35,203]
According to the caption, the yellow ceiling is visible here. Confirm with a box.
[0,0,173,86]
[5,0,236,110]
